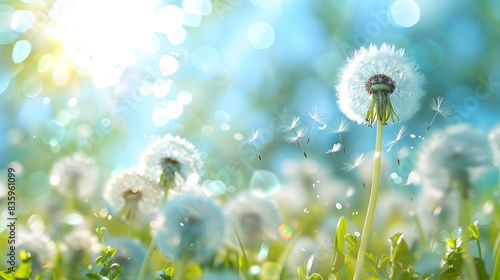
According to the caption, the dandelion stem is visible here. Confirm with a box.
[306,119,316,144]
[426,113,438,131]
[252,142,262,161]
[138,186,172,280]
[459,183,479,280]
[138,235,157,280]
[353,120,383,280]
[339,133,346,153]
[412,208,429,251]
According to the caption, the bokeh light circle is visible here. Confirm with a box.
[0,5,17,45]
[409,40,443,71]
[388,0,420,28]
[251,0,282,9]
[37,54,53,73]
[249,170,280,198]
[152,108,169,127]
[11,10,34,33]
[159,55,180,76]
[191,45,219,71]
[156,5,185,34]
[177,90,192,105]
[12,40,32,63]
[22,75,42,97]
[0,69,10,94]
[164,100,183,119]
[247,21,275,49]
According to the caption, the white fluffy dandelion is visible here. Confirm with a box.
[336,44,425,126]
[416,124,491,197]
[17,229,56,274]
[106,237,147,279]
[154,193,225,264]
[59,227,100,268]
[103,169,164,224]
[489,124,500,166]
[224,192,282,250]
[49,153,100,199]
[139,134,203,191]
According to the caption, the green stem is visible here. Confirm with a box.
[493,233,500,280]
[459,186,478,280]
[412,209,429,251]
[353,120,383,280]
[138,185,172,280]
[138,235,157,280]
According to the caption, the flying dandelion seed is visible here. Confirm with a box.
[305,106,328,144]
[285,124,308,158]
[247,129,263,161]
[284,116,301,131]
[326,142,342,165]
[386,125,407,165]
[343,153,365,172]
[283,117,308,158]
[331,118,350,153]
[427,96,453,131]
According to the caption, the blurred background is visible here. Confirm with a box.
[1,0,500,278]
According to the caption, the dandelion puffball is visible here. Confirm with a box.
[416,124,491,197]
[154,193,225,264]
[224,192,282,249]
[103,169,164,224]
[139,134,203,191]
[335,44,425,126]
[49,153,100,199]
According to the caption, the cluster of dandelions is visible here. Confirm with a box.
[35,134,284,278]
[331,43,500,280]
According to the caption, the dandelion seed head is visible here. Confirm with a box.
[416,124,491,194]
[103,169,164,224]
[154,193,225,264]
[106,237,147,279]
[335,44,425,125]
[49,153,100,199]
[60,228,100,265]
[17,230,56,272]
[225,192,282,249]
[139,134,203,189]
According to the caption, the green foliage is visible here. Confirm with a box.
[378,233,419,280]
[0,250,34,280]
[438,226,489,280]
[86,228,123,280]
[307,273,323,280]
